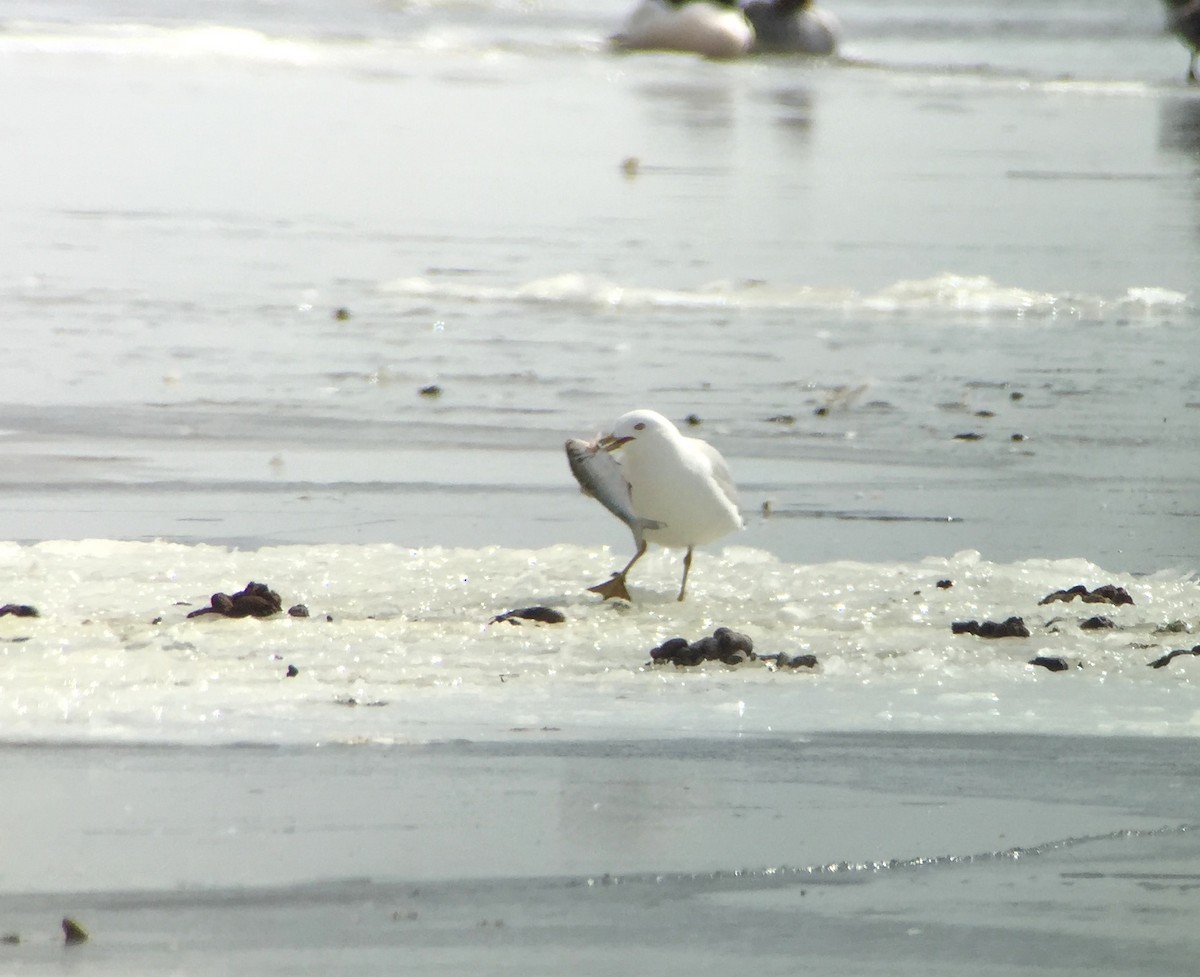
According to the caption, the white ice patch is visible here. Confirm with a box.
[0,541,1196,746]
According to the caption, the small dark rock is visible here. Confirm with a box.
[1149,645,1200,669]
[1029,656,1070,672]
[62,918,88,946]
[326,614,334,623]
[814,406,829,416]
[333,307,352,321]
[489,606,566,625]
[953,432,984,441]
[1010,433,1027,442]
[952,617,1030,638]
[286,664,299,678]
[683,413,702,427]
[419,384,442,398]
[1079,615,1115,631]
[0,604,38,618]
[287,604,310,618]
[150,616,163,625]
[1,933,19,945]
[974,410,995,418]
[766,414,797,425]
[1039,584,1133,607]
[1010,391,1024,401]
[936,579,953,590]
[721,648,753,665]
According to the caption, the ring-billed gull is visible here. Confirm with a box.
[569,409,743,602]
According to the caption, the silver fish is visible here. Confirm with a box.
[565,437,665,547]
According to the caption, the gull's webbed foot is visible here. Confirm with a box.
[587,573,631,602]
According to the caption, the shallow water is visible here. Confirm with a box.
[2,0,1199,574]
[1,735,1198,976]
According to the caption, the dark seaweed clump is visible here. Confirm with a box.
[649,627,817,670]
[951,617,1030,638]
[489,606,566,625]
[1038,584,1133,606]
[187,582,283,619]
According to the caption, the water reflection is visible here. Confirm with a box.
[1158,93,1200,158]
[635,78,737,130]
[765,84,815,137]
[1157,94,1200,242]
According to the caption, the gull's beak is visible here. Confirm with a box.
[598,434,633,452]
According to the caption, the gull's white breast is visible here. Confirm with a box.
[621,435,742,548]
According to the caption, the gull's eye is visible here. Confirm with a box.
[634,422,645,431]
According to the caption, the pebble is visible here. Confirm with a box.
[1079,615,1116,630]
[62,918,89,945]
[0,604,38,618]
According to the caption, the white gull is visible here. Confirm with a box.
[582,409,743,602]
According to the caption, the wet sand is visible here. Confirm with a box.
[1,734,1198,975]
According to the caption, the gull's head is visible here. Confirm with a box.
[599,409,679,452]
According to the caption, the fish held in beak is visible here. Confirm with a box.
[598,434,633,452]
